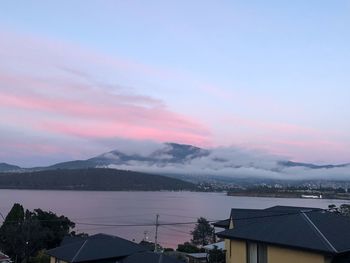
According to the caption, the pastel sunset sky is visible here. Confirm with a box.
[1,0,349,166]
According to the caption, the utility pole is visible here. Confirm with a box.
[143,230,149,241]
[154,214,159,252]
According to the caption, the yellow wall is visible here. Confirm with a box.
[50,257,68,263]
[226,239,246,263]
[224,239,329,263]
[268,246,325,263]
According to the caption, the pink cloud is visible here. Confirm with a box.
[215,115,350,163]
[39,120,209,146]
[0,70,211,148]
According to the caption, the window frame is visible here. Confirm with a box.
[246,242,267,263]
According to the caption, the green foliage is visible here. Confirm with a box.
[0,203,75,263]
[32,208,75,248]
[329,204,350,216]
[3,203,25,222]
[0,203,27,262]
[176,242,202,253]
[208,246,225,263]
[29,250,50,263]
[191,217,215,246]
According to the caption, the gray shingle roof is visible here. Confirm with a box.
[121,252,183,263]
[46,234,147,262]
[217,206,350,255]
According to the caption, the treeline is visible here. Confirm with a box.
[0,203,76,263]
[0,168,196,191]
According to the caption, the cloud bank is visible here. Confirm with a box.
[103,141,350,180]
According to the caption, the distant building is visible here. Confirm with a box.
[203,241,225,251]
[186,253,207,263]
[215,206,350,263]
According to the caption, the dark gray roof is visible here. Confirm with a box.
[46,234,147,262]
[213,219,230,228]
[213,206,320,229]
[121,252,183,263]
[217,206,350,255]
[60,236,87,246]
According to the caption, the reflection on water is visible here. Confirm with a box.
[0,190,349,248]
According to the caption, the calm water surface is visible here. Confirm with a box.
[1,190,349,248]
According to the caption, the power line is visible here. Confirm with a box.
[73,208,328,227]
[0,208,332,227]
[70,213,157,221]
[159,225,191,235]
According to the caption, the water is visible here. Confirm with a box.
[0,190,349,248]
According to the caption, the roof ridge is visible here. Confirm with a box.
[301,212,337,253]
[71,239,88,262]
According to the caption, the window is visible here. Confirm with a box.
[247,242,267,263]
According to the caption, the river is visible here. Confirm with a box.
[0,190,349,248]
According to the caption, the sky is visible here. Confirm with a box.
[0,0,349,167]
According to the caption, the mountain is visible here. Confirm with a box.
[45,142,210,170]
[1,142,349,180]
[0,168,196,191]
[0,163,22,172]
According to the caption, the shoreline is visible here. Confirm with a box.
[227,192,350,201]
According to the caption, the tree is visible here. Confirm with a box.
[32,208,75,249]
[177,242,202,253]
[29,250,50,263]
[191,217,215,246]
[0,203,75,263]
[328,204,350,216]
[0,204,27,263]
[207,246,225,263]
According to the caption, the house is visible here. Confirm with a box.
[203,241,225,251]
[46,233,147,263]
[185,242,225,263]
[46,233,183,263]
[186,253,207,263]
[215,206,350,263]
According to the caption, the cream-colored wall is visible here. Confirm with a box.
[226,239,246,263]
[268,246,325,263]
[50,257,68,263]
[224,239,329,263]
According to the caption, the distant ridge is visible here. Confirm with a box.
[0,163,22,173]
[0,168,196,191]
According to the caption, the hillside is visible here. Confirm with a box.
[0,168,196,191]
[0,163,22,172]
